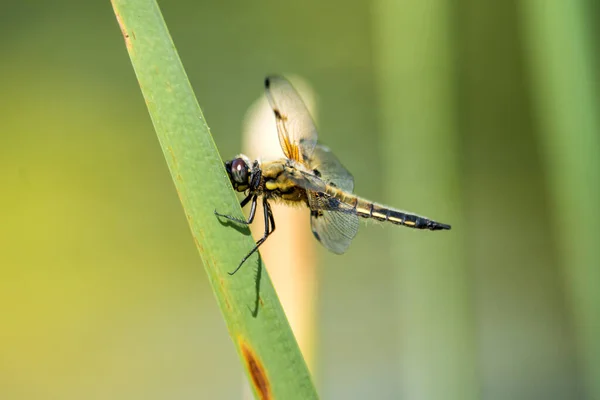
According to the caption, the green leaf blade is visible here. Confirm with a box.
[110,1,318,398]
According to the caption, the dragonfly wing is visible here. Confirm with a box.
[280,165,328,193]
[282,166,358,254]
[308,144,354,193]
[308,191,359,254]
[265,76,318,163]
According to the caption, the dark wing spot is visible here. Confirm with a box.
[313,169,321,177]
[312,229,321,241]
[264,77,271,89]
[273,108,282,119]
[327,197,341,209]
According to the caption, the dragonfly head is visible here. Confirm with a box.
[225,154,252,192]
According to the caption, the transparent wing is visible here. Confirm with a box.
[308,191,359,254]
[280,166,359,253]
[307,144,354,193]
[265,76,318,163]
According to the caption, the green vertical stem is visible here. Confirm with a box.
[521,2,600,398]
[372,0,477,399]
[110,1,318,399]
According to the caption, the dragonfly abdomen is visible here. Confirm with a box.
[359,199,450,230]
[327,186,451,231]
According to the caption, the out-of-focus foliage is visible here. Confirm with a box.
[0,0,597,399]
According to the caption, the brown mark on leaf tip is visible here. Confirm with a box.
[239,339,271,400]
[112,7,133,51]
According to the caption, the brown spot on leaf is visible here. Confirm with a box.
[112,6,133,52]
[239,339,271,400]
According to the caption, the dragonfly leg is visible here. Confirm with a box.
[267,201,275,231]
[214,194,257,225]
[228,199,275,275]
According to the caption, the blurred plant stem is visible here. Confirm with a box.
[372,0,477,398]
[521,2,600,398]
[241,85,318,395]
[110,1,318,398]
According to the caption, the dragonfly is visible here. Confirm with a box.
[216,76,451,275]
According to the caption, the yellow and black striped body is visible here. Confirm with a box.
[323,185,450,231]
[256,160,450,231]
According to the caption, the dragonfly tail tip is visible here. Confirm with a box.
[429,221,451,231]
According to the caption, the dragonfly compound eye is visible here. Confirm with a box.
[231,158,249,185]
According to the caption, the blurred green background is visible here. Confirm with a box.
[1,1,598,399]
